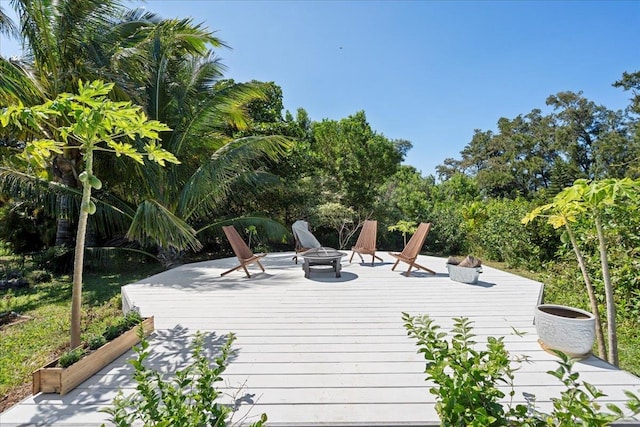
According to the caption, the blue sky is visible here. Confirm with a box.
[1,0,638,177]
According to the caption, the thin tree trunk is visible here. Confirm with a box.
[54,156,78,247]
[70,153,93,349]
[595,215,618,365]
[565,224,606,359]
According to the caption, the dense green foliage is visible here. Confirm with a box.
[102,331,267,427]
[403,314,640,426]
[403,314,515,425]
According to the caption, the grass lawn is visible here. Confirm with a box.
[0,260,163,412]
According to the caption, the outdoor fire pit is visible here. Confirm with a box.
[301,247,347,279]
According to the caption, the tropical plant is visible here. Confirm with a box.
[522,185,607,359]
[403,313,517,426]
[1,4,292,267]
[102,330,267,427]
[100,17,292,266]
[404,313,640,426]
[523,178,640,365]
[0,80,178,348]
[0,0,167,248]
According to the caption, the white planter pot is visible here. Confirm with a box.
[534,304,595,357]
[446,263,482,284]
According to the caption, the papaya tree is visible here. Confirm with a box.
[523,178,640,365]
[0,80,179,348]
[522,186,606,359]
[579,178,639,365]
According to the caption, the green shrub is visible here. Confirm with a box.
[102,324,123,341]
[102,331,267,427]
[123,311,143,328]
[428,202,468,255]
[59,347,85,368]
[26,270,52,284]
[87,335,107,350]
[403,313,515,425]
[540,352,640,425]
[473,198,558,270]
[103,311,143,341]
[403,313,640,426]
[33,246,74,274]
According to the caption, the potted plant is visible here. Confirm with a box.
[523,178,640,365]
[534,304,595,357]
[445,255,483,284]
[33,313,154,395]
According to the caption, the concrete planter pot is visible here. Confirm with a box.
[33,316,154,395]
[535,305,595,357]
[446,263,482,284]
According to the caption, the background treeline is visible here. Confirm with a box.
[1,1,639,369]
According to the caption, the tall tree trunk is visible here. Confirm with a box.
[565,224,606,359]
[595,215,618,365]
[70,153,93,349]
[53,155,78,247]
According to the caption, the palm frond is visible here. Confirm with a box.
[0,57,45,106]
[179,135,292,220]
[201,81,270,132]
[84,246,161,268]
[226,170,283,204]
[197,216,289,242]
[126,199,203,252]
[0,6,18,38]
[0,166,135,235]
[0,166,61,213]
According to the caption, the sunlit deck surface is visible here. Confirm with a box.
[3,251,640,426]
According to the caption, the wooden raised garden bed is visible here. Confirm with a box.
[33,316,154,395]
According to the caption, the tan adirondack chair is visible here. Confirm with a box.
[221,225,266,278]
[349,219,383,266]
[389,222,435,277]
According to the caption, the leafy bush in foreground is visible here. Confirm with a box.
[102,330,267,427]
[403,313,640,426]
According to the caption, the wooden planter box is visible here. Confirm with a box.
[33,316,154,395]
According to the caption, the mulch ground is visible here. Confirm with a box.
[0,383,31,413]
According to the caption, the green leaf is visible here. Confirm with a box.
[106,141,145,164]
[144,141,181,166]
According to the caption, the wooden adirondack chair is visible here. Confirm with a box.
[221,225,266,278]
[389,222,435,277]
[349,219,383,266]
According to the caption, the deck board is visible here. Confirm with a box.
[2,251,640,426]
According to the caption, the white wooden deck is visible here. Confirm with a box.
[3,251,640,426]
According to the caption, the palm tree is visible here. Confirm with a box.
[0,0,152,246]
[106,18,292,267]
[1,2,292,268]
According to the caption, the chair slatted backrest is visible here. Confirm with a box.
[354,220,377,251]
[400,222,431,259]
[223,225,254,260]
